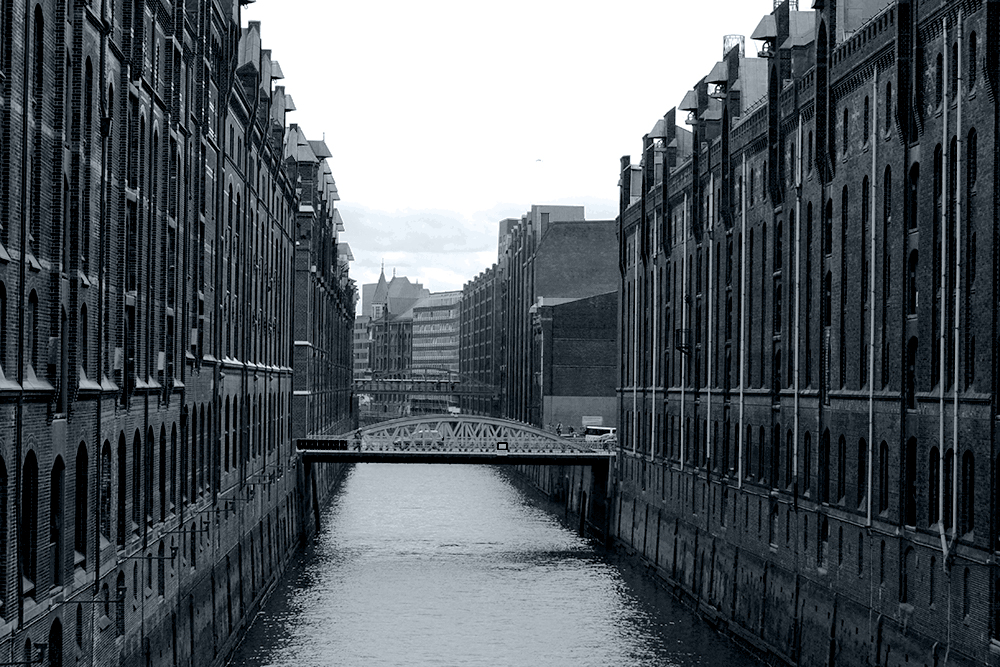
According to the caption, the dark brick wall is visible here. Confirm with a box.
[615,2,1000,666]
[0,3,353,666]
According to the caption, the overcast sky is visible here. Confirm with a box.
[243,1,776,299]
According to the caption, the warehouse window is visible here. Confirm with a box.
[75,442,88,570]
[878,441,889,513]
[929,447,940,526]
[961,451,975,534]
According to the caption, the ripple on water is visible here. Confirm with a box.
[229,464,754,667]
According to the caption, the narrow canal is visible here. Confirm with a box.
[229,464,756,666]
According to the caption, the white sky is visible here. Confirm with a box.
[242,1,776,299]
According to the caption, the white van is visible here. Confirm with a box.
[584,426,617,443]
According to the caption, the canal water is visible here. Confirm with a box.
[229,464,755,667]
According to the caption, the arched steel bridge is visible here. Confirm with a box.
[296,414,615,466]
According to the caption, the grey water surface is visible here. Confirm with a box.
[229,464,755,667]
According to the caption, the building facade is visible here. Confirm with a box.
[411,291,461,374]
[0,4,352,666]
[459,266,499,416]
[496,206,618,426]
[532,291,618,431]
[616,1,1000,665]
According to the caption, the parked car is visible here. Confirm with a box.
[584,426,616,443]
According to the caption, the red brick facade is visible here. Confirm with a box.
[0,3,353,666]
[616,1,1000,665]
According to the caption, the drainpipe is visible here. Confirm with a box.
[794,114,802,508]
[938,17,949,560]
[16,0,34,627]
[94,0,110,598]
[867,74,877,527]
[680,193,688,470]
[952,11,963,546]
[707,173,713,474]
[632,226,638,455]
[651,208,658,463]
[738,156,746,487]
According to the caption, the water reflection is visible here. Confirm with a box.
[230,464,753,667]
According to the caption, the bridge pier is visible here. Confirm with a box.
[306,460,321,535]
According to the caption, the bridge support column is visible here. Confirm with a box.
[305,460,321,535]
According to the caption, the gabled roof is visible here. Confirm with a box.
[309,139,332,159]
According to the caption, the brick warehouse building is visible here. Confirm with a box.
[459,266,499,417]
[495,206,618,426]
[616,0,1000,665]
[0,2,353,666]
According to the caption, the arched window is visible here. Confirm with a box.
[930,556,937,606]
[115,571,125,635]
[27,291,38,372]
[935,52,943,107]
[819,430,831,503]
[758,425,766,481]
[961,451,975,534]
[807,131,813,173]
[770,425,780,488]
[929,447,940,526]
[786,430,793,490]
[0,457,7,616]
[100,441,112,541]
[901,547,914,603]
[50,456,65,586]
[837,435,847,502]
[21,451,39,591]
[963,567,971,617]
[842,107,849,155]
[908,163,920,230]
[803,431,812,492]
[969,33,978,90]
[144,427,154,526]
[131,430,141,534]
[117,434,126,546]
[769,504,779,546]
[944,448,955,531]
[863,96,870,144]
[157,542,165,597]
[0,283,6,374]
[904,437,917,526]
[745,426,752,480]
[885,81,892,133]
[857,438,867,508]
[878,441,889,513]
[170,425,177,512]
[80,305,88,377]
[775,220,783,269]
[224,396,230,473]
[74,443,88,570]
[28,7,44,257]
[817,517,829,568]
[47,618,62,667]
[906,337,918,409]
[158,424,166,523]
[951,43,958,98]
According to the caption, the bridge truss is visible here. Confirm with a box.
[297,414,614,465]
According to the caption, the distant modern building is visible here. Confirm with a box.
[412,291,462,374]
[353,315,371,377]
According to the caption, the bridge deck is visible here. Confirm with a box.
[297,449,614,466]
